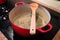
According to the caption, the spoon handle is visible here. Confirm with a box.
[30,3,38,35]
[30,10,36,34]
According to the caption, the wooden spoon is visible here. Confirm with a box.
[32,0,60,13]
[30,3,38,35]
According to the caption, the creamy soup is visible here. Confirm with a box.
[13,9,46,29]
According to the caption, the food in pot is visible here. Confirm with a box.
[13,9,46,29]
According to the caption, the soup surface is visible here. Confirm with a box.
[13,9,46,29]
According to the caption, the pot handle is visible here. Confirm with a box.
[15,2,25,7]
[38,23,52,33]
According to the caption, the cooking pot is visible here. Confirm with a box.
[9,2,52,37]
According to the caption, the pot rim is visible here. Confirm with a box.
[9,6,51,29]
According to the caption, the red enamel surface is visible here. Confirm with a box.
[38,23,52,33]
[11,22,30,36]
[15,2,25,7]
[0,0,5,4]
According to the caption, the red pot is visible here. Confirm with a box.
[9,2,52,37]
